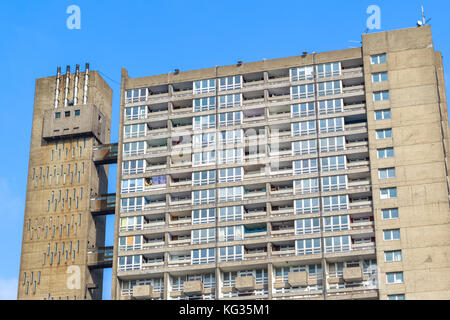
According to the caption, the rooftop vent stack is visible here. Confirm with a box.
[73,64,80,106]
[54,66,61,108]
[83,63,89,105]
[64,65,70,107]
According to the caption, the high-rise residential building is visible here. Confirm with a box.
[19,25,450,301]
[18,64,116,300]
[112,26,450,301]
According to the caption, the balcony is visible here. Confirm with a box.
[93,143,118,165]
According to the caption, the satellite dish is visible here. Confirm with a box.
[417,20,423,27]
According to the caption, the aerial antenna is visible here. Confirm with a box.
[417,6,432,27]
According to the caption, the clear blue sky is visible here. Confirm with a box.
[0,0,448,300]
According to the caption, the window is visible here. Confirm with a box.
[293,158,318,174]
[372,72,388,83]
[219,225,244,242]
[385,250,402,262]
[122,160,145,175]
[119,235,142,251]
[383,229,401,241]
[193,132,216,148]
[219,94,242,109]
[379,167,396,179]
[65,111,70,117]
[120,216,143,231]
[291,84,314,100]
[317,81,342,96]
[219,129,243,144]
[295,198,320,214]
[219,76,242,91]
[192,170,216,186]
[376,128,392,139]
[296,238,321,255]
[295,218,320,235]
[192,228,216,244]
[373,90,390,101]
[219,111,242,127]
[192,189,216,205]
[292,139,317,156]
[380,187,397,199]
[126,107,147,124]
[192,248,215,264]
[291,102,315,118]
[375,109,391,120]
[320,136,345,152]
[294,178,319,194]
[55,112,61,119]
[292,121,316,136]
[193,79,216,94]
[218,186,243,202]
[193,97,216,112]
[321,175,347,191]
[219,206,243,222]
[321,155,346,172]
[371,53,387,65]
[193,115,216,130]
[382,208,399,220]
[218,167,243,183]
[193,151,215,166]
[386,272,404,284]
[378,147,394,159]
[123,141,146,157]
[323,215,350,232]
[125,88,147,103]
[317,62,341,78]
[387,294,405,300]
[124,123,146,139]
[290,66,314,81]
[219,245,243,262]
[121,197,144,212]
[318,99,343,115]
[324,235,351,252]
[118,255,141,271]
[74,110,80,116]
[192,208,216,224]
[121,178,144,193]
[319,117,344,133]
[322,195,348,211]
[218,148,243,164]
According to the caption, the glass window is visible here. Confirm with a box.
[192,228,216,244]
[321,175,347,191]
[218,148,243,164]
[382,208,399,220]
[120,197,144,213]
[383,229,401,241]
[295,198,320,214]
[291,102,315,118]
[192,189,216,205]
[385,250,402,262]
[218,186,243,202]
[379,167,396,179]
[373,90,390,101]
[296,238,321,255]
[317,80,342,96]
[318,99,343,115]
[219,94,242,109]
[319,136,345,153]
[387,294,405,300]
[319,117,344,133]
[193,97,216,112]
[386,272,404,284]
[375,109,391,120]
[322,195,348,211]
[219,206,243,222]
[371,53,387,65]
[292,139,317,156]
[323,215,350,232]
[293,158,318,174]
[192,208,216,224]
[123,141,146,157]
[378,147,394,159]
[321,155,346,172]
[193,115,216,130]
[192,151,216,166]
[124,123,146,139]
[55,112,61,119]
[219,129,243,144]
[193,79,216,94]
[218,167,243,183]
[372,72,388,83]
[192,170,216,186]
[125,88,148,103]
[74,110,80,116]
[324,235,351,252]
[125,106,147,120]
[316,62,341,78]
[122,159,145,175]
[218,225,244,242]
[295,218,320,235]
[294,178,319,194]
[290,66,314,81]
[121,178,144,193]
[193,132,216,148]
[291,84,314,99]
[219,76,242,91]
[292,121,316,136]
[191,248,215,264]
[376,128,392,139]
[380,187,397,199]
[219,245,243,262]
[219,111,242,127]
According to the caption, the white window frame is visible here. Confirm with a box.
[293,158,318,175]
[218,167,243,183]
[319,117,344,133]
[122,160,145,175]
[121,197,144,213]
[316,62,341,78]
[193,97,216,112]
[295,198,320,214]
[219,94,242,109]
[292,121,316,136]
[192,208,216,225]
[372,72,388,83]
[384,250,402,262]
[219,245,243,262]
[125,88,147,104]
[219,129,243,145]
[294,178,319,194]
[125,106,147,120]
[193,132,216,148]
[219,206,243,222]
[376,128,393,139]
[218,148,243,164]
[324,235,351,253]
[191,248,215,264]
[383,229,400,241]
[295,218,320,235]
[321,175,347,191]
[121,178,144,194]
[192,170,216,186]
[124,123,146,139]
[371,53,387,65]
[292,139,317,156]
[295,238,321,255]
[219,111,242,127]
[192,189,216,205]
[377,147,394,159]
[378,167,396,179]
[317,80,342,96]
[373,90,390,102]
[322,195,349,212]
[192,228,216,244]
[380,187,397,199]
[319,136,345,153]
[193,79,216,94]
[218,186,243,202]
[386,272,404,284]
[193,151,216,166]
[382,208,399,220]
[323,215,350,232]
[290,66,314,81]
[219,225,244,242]
[291,84,315,100]
[374,109,391,120]
[321,155,346,172]
[193,115,216,130]
[291,102,315,118]
[318,99,343,115]
[123,141,146,157]
[219,76,242,91]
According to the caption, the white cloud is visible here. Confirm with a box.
[0,278,18,300]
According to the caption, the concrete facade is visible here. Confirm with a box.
[18,65,113,300]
